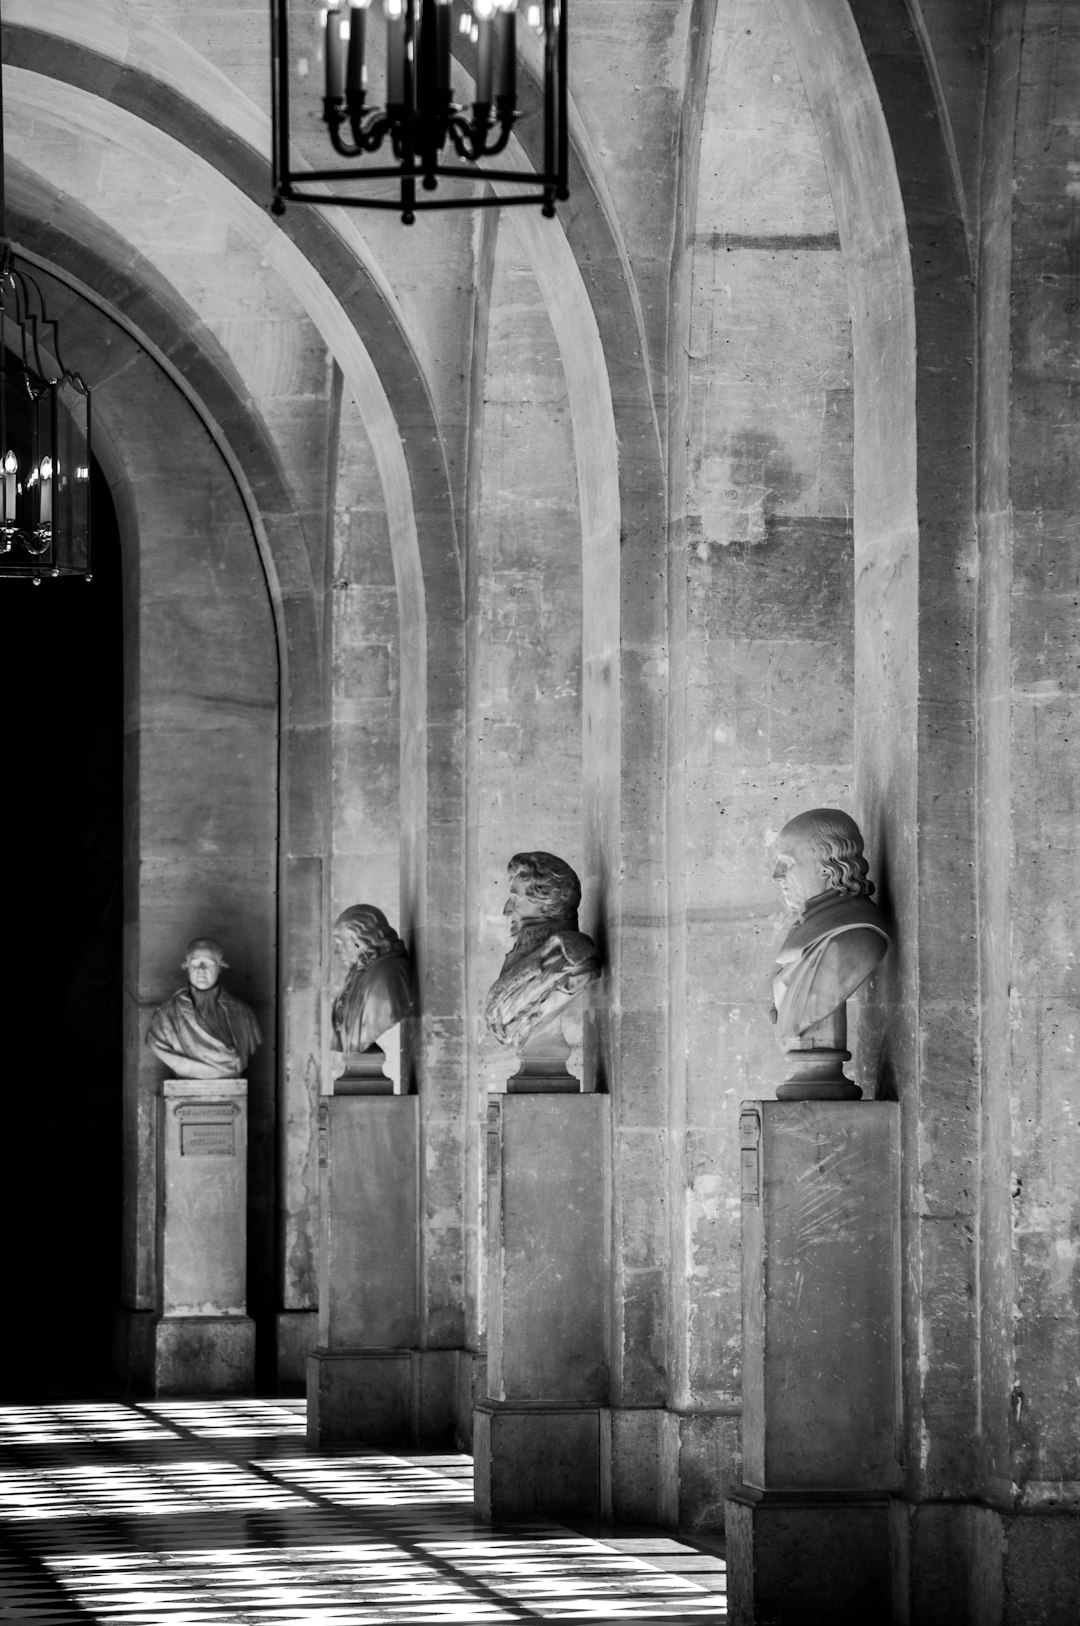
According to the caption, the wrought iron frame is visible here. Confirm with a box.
[270,0,568,222]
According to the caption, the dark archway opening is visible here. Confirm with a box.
[0,462,122,1394]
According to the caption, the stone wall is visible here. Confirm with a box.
[11,3,1080,1611]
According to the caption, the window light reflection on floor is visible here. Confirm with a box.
[0,1402,173,1446]
[0,1459,306,1519]
[0,1399,726,1625]
[262,1456,476,1508]
[143,1399,309,1437]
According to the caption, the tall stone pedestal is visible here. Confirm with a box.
[725,1100,900,1626]
[474,1092,610,1522]
[137,1078,255,1394]
[308,1090,454,1445]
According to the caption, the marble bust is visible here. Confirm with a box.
[331,904,415,1057]
[146,938,263,1079]
[484,852,601,1053]
[770,809,891,1098]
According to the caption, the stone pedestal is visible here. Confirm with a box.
[307,1091,422,1445]
[148,1078,254,1394]
[474,1092,611,1521]
[725,1100,900,1626]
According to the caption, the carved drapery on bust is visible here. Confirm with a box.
[147,937,263,1079]
[769,809,891,1100]
[331,904,415,1057]
[484,851,601,1055]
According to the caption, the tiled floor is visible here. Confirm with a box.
[0,1398,726,1623]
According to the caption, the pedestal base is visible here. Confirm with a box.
[307,1346,461,1447]
[117,1309,255,1395]
[725,1489,893,1626]
[276,1309,318,1391]
[473,1401,609,1523]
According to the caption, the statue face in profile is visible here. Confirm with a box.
[330,905,415,1058]
[485,852,601,1055]
[332,921,372,972]
[503,872,557,938]
[771,827,829,914]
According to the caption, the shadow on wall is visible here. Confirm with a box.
[0,463,123,1395]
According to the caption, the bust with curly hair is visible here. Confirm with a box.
[484,851,601,1052]
[769,810,891,1090]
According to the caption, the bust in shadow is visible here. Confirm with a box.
[770,809,891,1100]
[331,904,415,1062]
[147,938,262,1079]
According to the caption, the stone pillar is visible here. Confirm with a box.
[307,1085,454,1444]
[474,1090,611,1522]
[147,1078,255,1394]
[725,1100,901,1626]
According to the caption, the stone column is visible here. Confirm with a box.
[474,1086,611,1522]
[725,1100,901,1626]
[144,1078,255,1394]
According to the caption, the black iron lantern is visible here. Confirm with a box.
[0,248,91,582]
[270,0,567,222]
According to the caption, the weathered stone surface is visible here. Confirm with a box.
[725,1494,892,1626]
[1003,1512,1080,1626]
[160,1080,248,1319]
[473,1403,605,1523]
[319,1096,418,1351]
[485,1095,609,1405]
[740,1102,901,1494]
[153,1316,256,1398]
[308,1350,412,1448]
[9,6,1080,1614]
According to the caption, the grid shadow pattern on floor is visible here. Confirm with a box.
[0,1397,726,1623]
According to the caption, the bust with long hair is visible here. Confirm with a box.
[769,810,891,1097]
[331,904,414,1055]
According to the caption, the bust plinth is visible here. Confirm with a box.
[777,1006,861,1101]
[335,1048,394,1094]
[506,1019,577,1093]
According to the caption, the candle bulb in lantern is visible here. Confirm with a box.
[3,451,15,522]
[385,0,405,104]
[323,3,347,100]
[435,0,452,95]
[494,0,516,100]
[346,0,368,96]
[38,456,53,528]
[475,0,494,102]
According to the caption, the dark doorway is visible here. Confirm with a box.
[0,463,122,1394]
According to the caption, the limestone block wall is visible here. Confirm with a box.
[101,332,279,1327]
[667,0,855,1522]
[465,215,583,1346]
[330,385,401,925]
[995,0,1080,1512]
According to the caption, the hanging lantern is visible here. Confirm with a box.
[0,249,91,583]
[270,0,567,222]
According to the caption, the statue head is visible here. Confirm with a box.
[503,851,581,939]
[182,937,228,992]
[771,809,873,914]
[333,904,403,971]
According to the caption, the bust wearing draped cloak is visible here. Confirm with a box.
[331,905,415,1055]
[147,938,263,1079]
[484,852,601,1052]
[770,809,891,1044]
